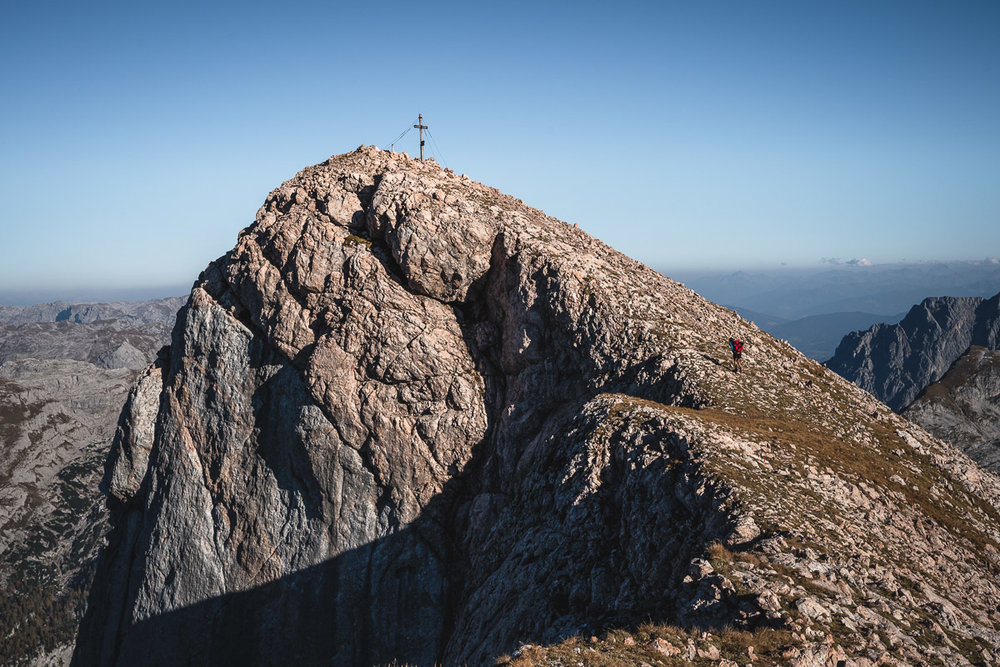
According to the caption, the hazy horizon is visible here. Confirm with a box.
[3,258,998,315]
[2,1,999,293]
[0,285,190,307]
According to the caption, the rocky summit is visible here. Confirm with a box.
[826,293,1000,411]
[904,346,1000,473]
[75,148,1000,666]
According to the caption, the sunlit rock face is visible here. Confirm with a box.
[75,149,1000,666]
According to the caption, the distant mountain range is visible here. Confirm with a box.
[0,297,184,325]
[0,298,179,664]
[673,260,1000,320]
[675,261,999,362]
[0,287,189,308]
[728,308,905,361]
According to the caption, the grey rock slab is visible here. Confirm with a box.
[826,293,1000,410]
[904,345,1000,472]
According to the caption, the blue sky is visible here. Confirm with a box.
[1,0,998,298]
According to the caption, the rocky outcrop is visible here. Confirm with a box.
[75,148,1000,666]
[826,293,1000,411]
[0,302,178,665]
[903,345,1000,472]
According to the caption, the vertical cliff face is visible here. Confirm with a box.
[826,293,1000,411]
[903,346,1000,472]
[75,149,1000,666]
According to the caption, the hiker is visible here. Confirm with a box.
[728,337,744,373]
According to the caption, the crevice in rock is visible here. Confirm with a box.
[358,175,410,290]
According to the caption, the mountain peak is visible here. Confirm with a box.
[75,151,1000,665]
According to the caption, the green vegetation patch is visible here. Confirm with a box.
[0,579,87,665]
[343,234,373,249]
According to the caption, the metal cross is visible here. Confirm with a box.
[413,114,428,160]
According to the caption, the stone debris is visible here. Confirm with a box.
[648,637,680,656]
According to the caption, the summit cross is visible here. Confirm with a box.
[413,114,428,161]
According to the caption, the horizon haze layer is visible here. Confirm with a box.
[5,258,998,319]
[3,2,999,293]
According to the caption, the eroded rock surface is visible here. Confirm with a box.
[75,149,1000,666]
[904,345,1000,472]
[826,293,1000,410]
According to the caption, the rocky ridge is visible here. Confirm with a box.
[0,297,184,326]
[826,293,1000,411]
[0,297,180,372]
[0,301,178,665]
[75,148,1000,666]
[903,345,1000,473]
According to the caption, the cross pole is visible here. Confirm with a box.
[413,114,428,160]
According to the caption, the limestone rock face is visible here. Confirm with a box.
[826,293,1000,411]
[75,149,1000,666]
[904,345,1000,472]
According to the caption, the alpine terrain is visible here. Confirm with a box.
[0,298,180,665]
[903,346,1000,473]
[74,148,1000,666]
[826,293,1000,411]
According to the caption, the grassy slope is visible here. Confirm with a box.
[497,276,1000,665]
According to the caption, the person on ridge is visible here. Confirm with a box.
[728,337,744,373]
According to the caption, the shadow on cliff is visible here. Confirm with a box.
[76,384,744,667]
[111,521,457,665]
[76,259,741,666]
[251,349,325,521]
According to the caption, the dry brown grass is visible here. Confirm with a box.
[495,623,795,666]
[662,403,1000,565]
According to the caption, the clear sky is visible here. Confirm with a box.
[2,0,999,298]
